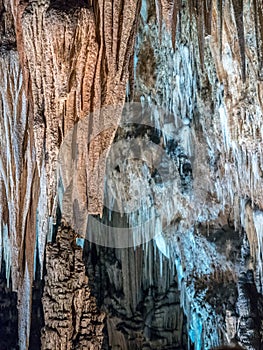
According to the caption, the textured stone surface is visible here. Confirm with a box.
[0,1,263,349]
[20,0,141,218]
[88,1,263,348]
[0,1,141,348]
[0,0,16,49]
[84,241,188,350]
[41,223,105,350]
[0,48,37,349]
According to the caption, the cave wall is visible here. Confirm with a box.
[0,0,263,349]
[82,0,263,348]
[1,0,141,348]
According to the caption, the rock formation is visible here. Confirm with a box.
[0,0,263,349]
[41,223,105,349]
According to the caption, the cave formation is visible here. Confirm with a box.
[0,0,263,349]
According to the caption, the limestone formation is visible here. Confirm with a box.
[41,223,105,350]
[0,1,263,350]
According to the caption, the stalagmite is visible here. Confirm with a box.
[41,223,105,350]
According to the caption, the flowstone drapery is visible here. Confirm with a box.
[0,1,263,349]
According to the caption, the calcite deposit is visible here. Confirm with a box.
[0,0,263,349]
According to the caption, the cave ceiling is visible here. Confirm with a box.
[0,0,263,349]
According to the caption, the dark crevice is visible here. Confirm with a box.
[48,0,89,12]
[232,0,246,82]
[83,241,188,349]
[0,268,19,350]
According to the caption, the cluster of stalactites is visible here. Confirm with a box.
[155,0,263,82]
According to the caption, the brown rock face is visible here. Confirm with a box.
[0,1,141,348]
[0,48,38,350]
[41,223,105,350]
[19,0,142,218]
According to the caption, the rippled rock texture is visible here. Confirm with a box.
[41,223,105,350]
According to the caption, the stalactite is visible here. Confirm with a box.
[218,0,224,59]
[189,0,193,22]
[0,1,142,349]
[197,0,205,70]
[155,0,163,38]
[253,0,260,70]
[1,1,263,349]
[9,0,141,272]
[171,0,181,50]
[84,239,186,350]
[257,0,263,78]
[156,0,249,82]
[132,1,263,348]
[232,0,246,82]
[0,48,39,349]
[204,0,212,36]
